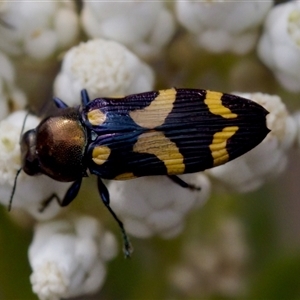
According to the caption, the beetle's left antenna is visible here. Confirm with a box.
[8,111,30,211]
[19,111,30,142]
[8,168,22,211]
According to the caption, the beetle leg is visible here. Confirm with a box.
[167,175,201,191]
[81,89,90,107]
[39,178,82,212]
[53,97,69,109]
[97,177,133,258]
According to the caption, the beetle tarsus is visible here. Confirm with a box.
[39,178,83,212]
[168,175,201,191]
[104,202,133,258]
[39,193,60,212]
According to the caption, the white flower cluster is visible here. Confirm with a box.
[81,1,175,59]
[29,215,117,300]
[54,39,154,106]
[176,1,273,54]
[0,0,79,60]
[109,174,210,239]
[258,1,300,92]
[0,52,26,120]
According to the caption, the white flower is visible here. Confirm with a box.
[81,1,175,59]
[0,110,72,220]
[257,1,300,92]
[176,0,273,54]
[54,39,154,106]
[109,174,210,239]
[29,215,118,300]
[0,0,79,60]
[0,51,26,120]
[169,216,249,298]
[207,93,297,193]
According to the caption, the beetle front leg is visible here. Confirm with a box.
[81,89,90,107]
[39,178,82,212]
[97,177,133,258]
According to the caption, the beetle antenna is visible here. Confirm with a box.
[19,111,30,142]
[8,111,31,211]
[8,168,22,211]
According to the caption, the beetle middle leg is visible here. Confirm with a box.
[168,175,201,191]
[39,178,82,212]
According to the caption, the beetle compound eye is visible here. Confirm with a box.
[20,129,40,176]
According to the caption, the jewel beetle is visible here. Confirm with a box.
[10,88,270,257]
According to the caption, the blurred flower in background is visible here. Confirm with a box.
[0,1,300,299]
[169,216,249,298]
[0,52,26,119]
[0,1,79,59]
[175,1,273,54]
[81,1,175,59]
[258,1,300,92]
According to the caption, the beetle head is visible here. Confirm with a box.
[20,129,40,176]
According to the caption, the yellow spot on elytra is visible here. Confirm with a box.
[87,109,106,126]
[92,146,111,165]
[114,172,136,180]
[129,88,176,129]
[133,131,185,174]
[204,91,237,119]
[210,126,239,166]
